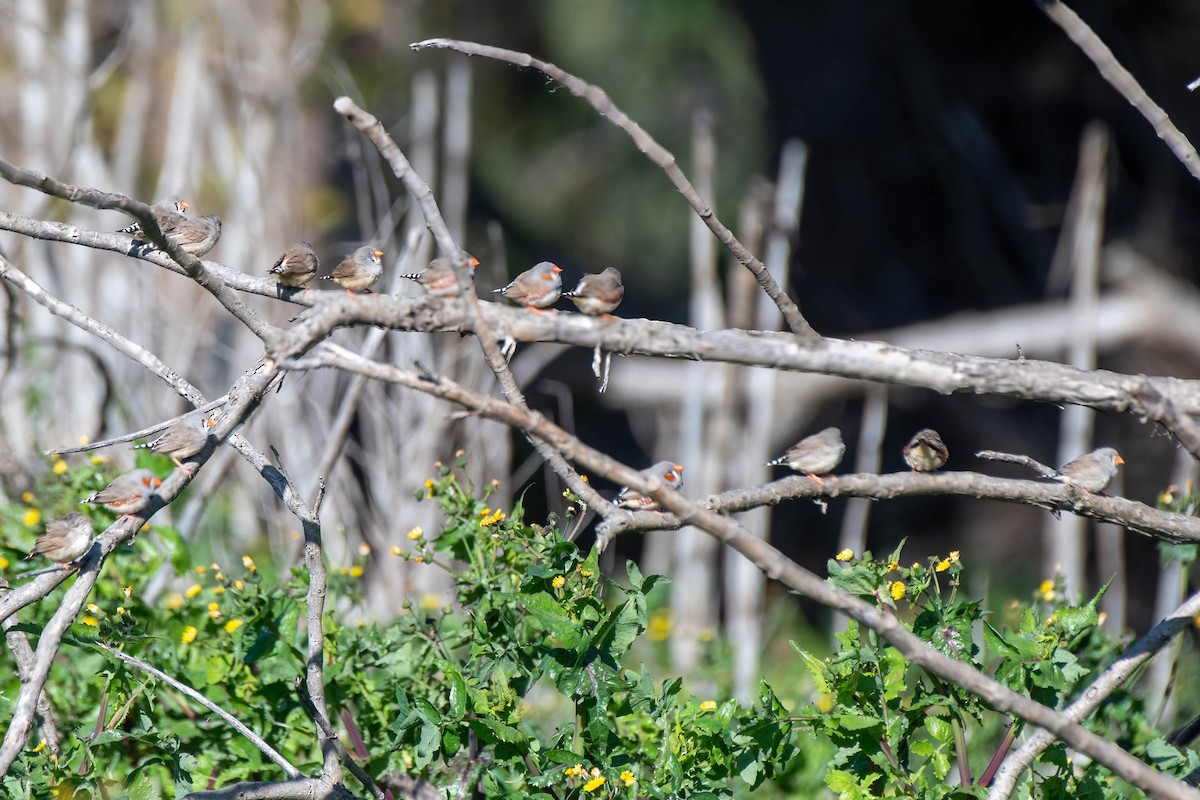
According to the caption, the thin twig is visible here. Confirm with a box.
[410,38,816,338]
[294,677,384,799]
[94,642,300,778]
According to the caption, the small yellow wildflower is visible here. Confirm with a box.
[350,565,364,578]
[420,594,441,610]
[52,460,68,476]
[357,542,371,556]
[936,557,952,572]
[581,474,589,484]
[1044,614,1058,626]
[391,545,402,555]
[647,609,672,642]
[195,565,207,575]
[1039,580,1056,602]
[21,491,34,503]
[889,581,907,601]
[214,572,226,583]
[90,455,108,465]
[414,555,424,564]
[815,692,835,713]
[78,435,90,446]
[0,556,8,570]
[620,771,635,787]
[886,561,899,572]
[912,562,920,569]
[208,602,221,620]
[123,586,132,599]
[565,764,583,778]
[32,740,46,753]
[213,586,225,596]
[242,555,256,573]
[407,527,424,541]
[583,776,605,792]
[481,509,506,526]
[700,700,717,711]
[479,507,491,517]
[22,508,41,527]
[81,616,99,627]
[233,580,244,590]
[948,550,960,564]
[185,583,202,599]
[181,625,198,644]
[835,548,854,562]
[210,562,220,571]
[552,575,566,589]
[579,569,593,578]
[225,619,244,634]
[166,593,184,610]
[116,607,125,615]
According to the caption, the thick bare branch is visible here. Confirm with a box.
[409,38,817,338]
[281,343,1200,800]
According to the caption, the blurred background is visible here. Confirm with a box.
[2,0,1200,703]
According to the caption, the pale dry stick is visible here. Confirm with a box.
[0,159,276,342]
[596,470,1200,546]
[1040,0,1200,182]
[294,677,384,800]
[332,96,609,515]
[988,587,1200,798]
[281,345,1200,800]
[1,613,61,756]
[182,777,339,800]
[93,642,300,778]
[976,449,1060,478]
[410,37,816,339]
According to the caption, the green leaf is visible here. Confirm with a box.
[789,642,831,695]
[521,591,582,649]
[626,559,644,591]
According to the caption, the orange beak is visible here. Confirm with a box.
[1114,454,1125,465]
[467,255,480,268]
[673,463,684,473]
[551,264,563,274]
[373,250,384,259]
[180,201,190,211]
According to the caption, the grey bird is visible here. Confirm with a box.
[563,267,624,317]
[132,411,218,472]
[1052,447,1124,493]
[613,461,685,511]
[767,427,845,478]
[400,254,479,297]
[903,429,949,472]
[142,213,221,257]
[493,261,563,311]
[81,469,162,518]
[269,241,320,288]
[118,195,189,235]
[26,511,94,567]
[322,246,383,295]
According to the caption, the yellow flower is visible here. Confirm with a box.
[90,454,108,465]
[835,548,854,562]
[242,555,256,573]
[479,507,491,517]
[22,508,41,527]
[700,700,717,711]
[350,566,363,578]
[647,609,672,642]
[414,555,424,564]
[1039,580,1056,602]
[889,581,907,601]
[185,583,202,599]
[815,692,835,713]
[886,561,899,572]
[481,509,506,527]
[620,770,635,787]
[213,586,225,596]
[32,739,46,753]
[406,527,424,540]
[166,593,184,610]
[52,460,68,476]
[936,557,952,572]
[233,580,244,591]
[552,575,566,589]
[391,545,402,555]
[420,594,441,610]
[215,572,226,583]
[0,556,8,570]
[579,569,593,578]
[123,586,133,599]
[224,619,244,634]
[195,565,207,575]
[565,764,583,778]
[425,478,435,489]
[583,776,605,792]
[1044,614,1058,626]
[20,491,34,503]
[208,602,221,620]
[948,550,960,564]
[81,616,99,627]
[581,474,589,484]
[357,542,371,556]
[116,607,125,615]
[78,435,90,446]
[181,626,198,644]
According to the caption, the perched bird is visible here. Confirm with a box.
[142,213,222,257]
[117,195,189,235]
[269,241,320,288]
[563,267,624,317]
[767,427,845,479]
[26,511,94,568]
[323,246,384,295]
[613,461,685,511]
[903,429,949,472]
[400,254,480,297]
[1052,447,1124,493]
[81,469,162,519]
[493,261,563,311]
[132,411,218,471]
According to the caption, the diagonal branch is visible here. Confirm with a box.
[279,342,1199,800]
[410,38,817,338]
[93,642,301,778]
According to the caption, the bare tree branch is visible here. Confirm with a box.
[182,777,348,800]
[93,642,301,778]
[409,37,817,338]
[1,613,60,756]
[280,342,1200,800]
